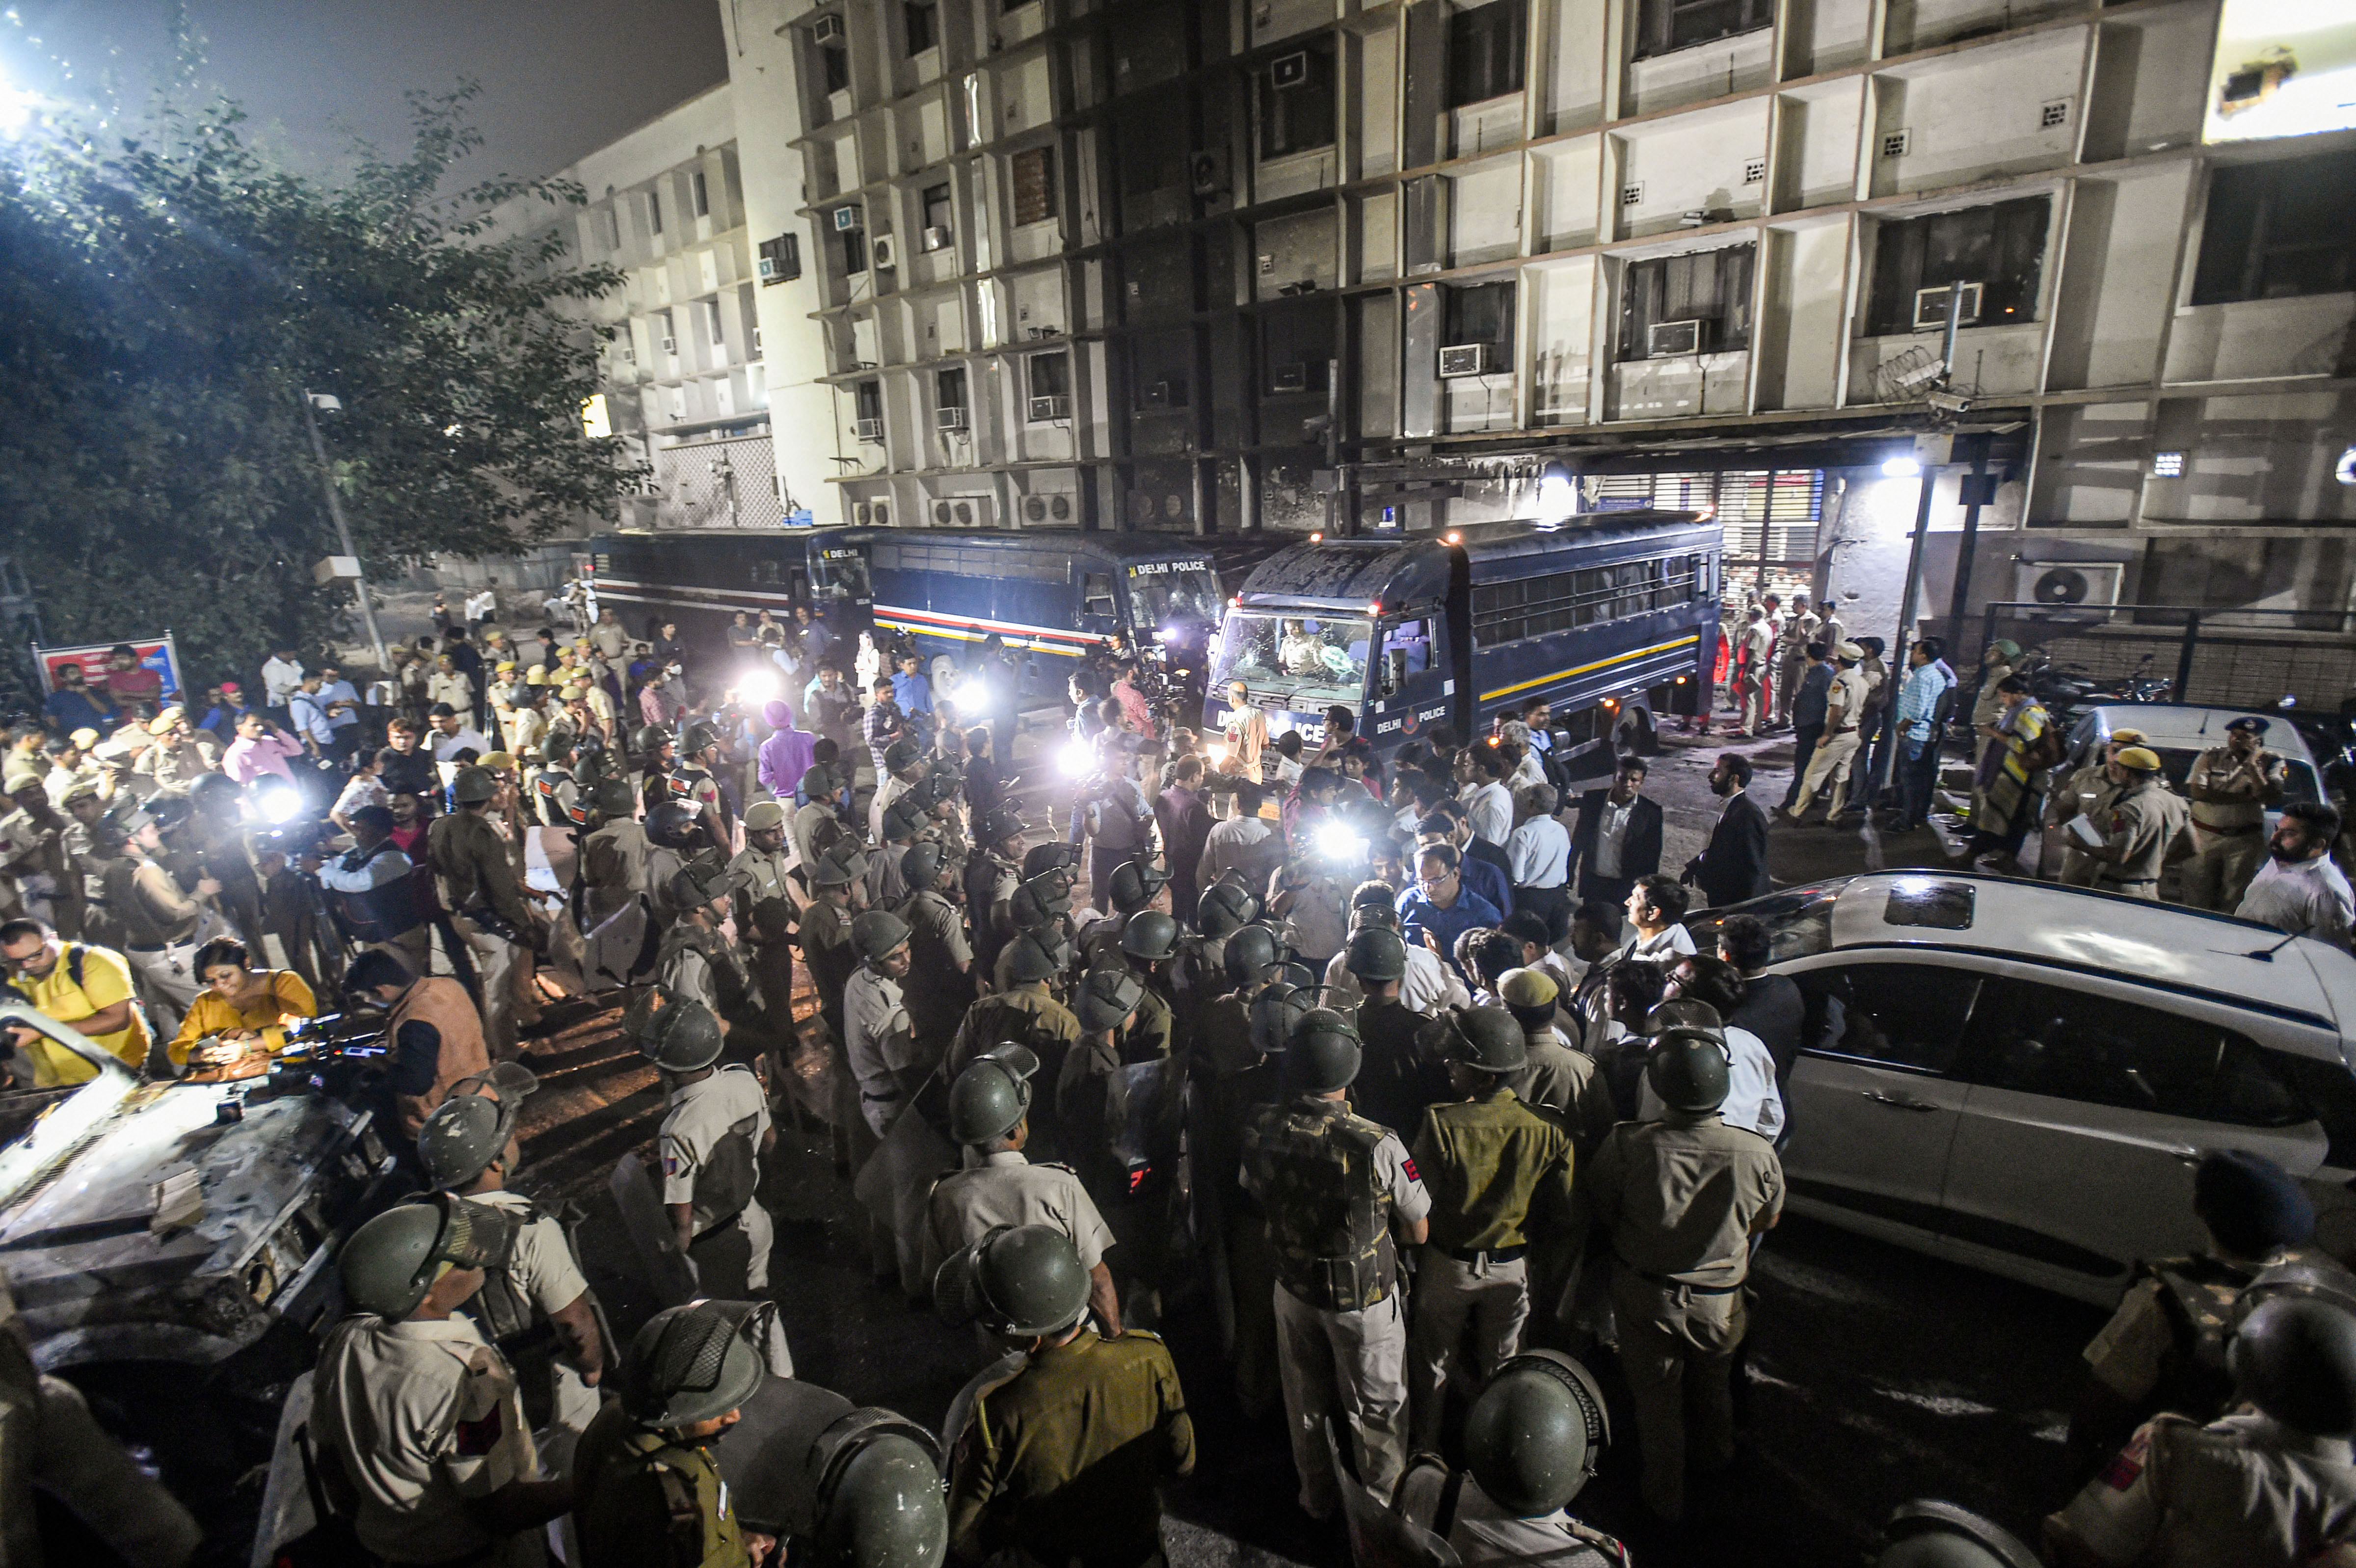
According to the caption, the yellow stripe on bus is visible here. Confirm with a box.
[874,618,1086,657]
[1479,635,1702,704]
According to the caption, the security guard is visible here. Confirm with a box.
[1241,1008,1431,1521]
[312,1199,574,1565]
[649,999,776,1297]
[1346,926,1446,1139]
[800,839,868,1047]
[418,1071,608,1472]
[1582,1010,1784,1523]
[940,1225,1195,1568]
[731,800,798,1022]
[843,910,920,1137]
[1081,860,1172,967]
[661,861,760,1043]
[926,1045,1120,1334]
[1497,968,1617,1154]
[674,721,734,849]
[1407,1007,1578,1450]
[572,1301,772,1568]
[2088,746,2195,901]
[580,778,652,926]
[2184,714,2287,911]
[964,804,1027,983]
[948,930,1083,1133]
[1392,1352,1627,1568]
[2047,728,2146,888]
[897,840,973,1063]
[2047,1296,2356,1567]
[534,734,587,833]
[428,765,542,1058]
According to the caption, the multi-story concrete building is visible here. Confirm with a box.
[712,0,2356,652]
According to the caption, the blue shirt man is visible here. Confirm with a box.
[1395,843,1504,980]
[1793,655,1835,731]
[317,670,364,741]
[42,668,115,736]
[890,659,934,717]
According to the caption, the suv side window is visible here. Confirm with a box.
[1082,571,1116,619]
[1795,963,1981,1074]
[1963,980,2307,1126]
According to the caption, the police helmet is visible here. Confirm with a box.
[934,1224,1090,1339]
[1195,880,1260,940]
[1874,1502,2045,1568]
[145,795,195,838]
[1021,842,1085,881]
[882,794,931,844]
[1344,926,1408,984]
[574,748,615,790]
[450,766,499,805]
[1448,1006,1529,1074]
[1285,1008,1363,1093]
[624,1301,768,1431]
[642,998,727,1073]
[1249,983,1315,1060]
[717,1378,949,1568]
[670,860,750,916]
[1014,871,1073,923]
[1644,1012,1732,1115]
[590,777,637,820]
[1108,859,1171,915]
[1349,901,1402,934]
[187,771,242,813]
[1074,967,1145,1034]
[852,910,912,965]
[1223,923,1287,989]
[979,805,1026,848]
[1120,911,1180,964]
[416,1068,538,1190]
[632,723,674,755]
[744,799,788,834]
[901,840,947,893]
[915,771,962,813]
[338,1196,502,1319]
[1001,931,1067,985]
[801,761,843,802]
[1463,1352,1611,1516]
[644,799,704,850]
[2230,1296,2356,1436]
[810,840,870,890]
[681,721,724,757]
[947,1044,1041,1145]
[883,739,925,775]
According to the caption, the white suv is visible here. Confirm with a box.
[1691,872,2356,1305]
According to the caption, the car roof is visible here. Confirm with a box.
[2073,703,2316,767]
[1819,871,2347,1040]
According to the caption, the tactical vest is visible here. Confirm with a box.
[2144,1252,2293,1420]
[1247,1099,1400,1312]
[457,1198,567,1430]
[686,1066,765,1235]
[659,924,755,1020]
[586,1422,751,1568]
[534,768,585,829]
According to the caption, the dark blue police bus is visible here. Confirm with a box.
[1207,512,1722,764]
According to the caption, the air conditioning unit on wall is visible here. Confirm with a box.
[871,234,898,270]
[931,496,995,528]
[1914,281,1983,330]
[1648,319,1705,358]
[1027,395,1070,422]
[935,405,969,431]
[1439,343,1491,377]
[2017,562,2123,609]
[812,14,845,46]
[853,417,884,443]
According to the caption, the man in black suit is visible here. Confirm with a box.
[1566,755,1662,909]
[1716,910,1805,1104]
[1687,752,1773,911]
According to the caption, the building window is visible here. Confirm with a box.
[1259,39,1338,160]
[1617,244,1756,359]
[1012,146,1058,226]
[1864,196,2051,336]
[1472,553,1706,643]
[820,38,851,95]
[1448,0,1528,109]
[759,232,803,283]
[692,169,710,219]
[1633,0,1775,61]
[937,366,968,414]
[703,298,725,345]
[921,183,954,247]
[1029,351,1071,402]
[596,208,622,252]
[648,188,664,235]
[2191,150,2356,306]
[855,379,884,424]
[905,1,937,54]
[1444,280,1517,354]
[841,225,867,275]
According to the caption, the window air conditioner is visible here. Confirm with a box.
[1439,343,1490,377]
[872,234,898,270]
[854,417,884,443]
[812,14,845,45]
[936,405,969,431]
[922,225,952,250]
[1190,150,1228,197]
[1913,282,1983,330]
[833,206,862,232]
[660,335,678,354]
[2017,562,2123,609]
[1270,362,1310,394]
[1647,319,1705,358]
[1028,395,1070,421]
[1271,51,1311,89]
[757,256,778,281]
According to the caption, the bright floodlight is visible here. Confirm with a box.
[255,783,303,825]
[1058,740,1096,777]
[0,64,31,137]
[1881,456,1923,479]
[731,666,781,704]
[1535,468,1577,525]
[1314,822,1367,862]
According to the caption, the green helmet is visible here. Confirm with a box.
[715,1379,949,1568]
[1645,1013,1732,1115]
[1349,901,1401,934]
[670,860,750,915]
[682,721,724,757]
[1120,911,1180,963]
[1344,926,1407,983]
[573,746,612,788]
[913,772,961,812]
[643,998,727,1073]
[1464,1351,1611,1516]
[590,777,638,819]
[882,795,931,844]
[1285,1008,1362,1092]
[624,1301,768,1430]
[852,910,912,964]
[979,805,1026,848]
[450,766,499,805]
[1108,859,1171,915]
[1224,924,1287,989]
[1014,871,1073,923]
[416,1064,538,1190]
[2230,1296,2356,1436]
[934,1223,1090,1338]
[1875,1503,2045,1568]
[811,840,869,889]
[1448,1006,1528,1073]
[902,840,947,892]
[884,739,925,775]
[1249,983,1314,1060]
[1195,880,1259,939]
[633,723,674,755]
[801,761,843,801]
[1001,932,1066,985]
[645,799,704,850]
[947,1044,1041,1145]
[338,1196,502,1319]
[1074,967,1145,1034]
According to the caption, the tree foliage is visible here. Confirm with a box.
[0,80,637,688]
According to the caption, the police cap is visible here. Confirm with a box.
[624,1302,768,1431]
[644,799,704,850]
[1108,859,1171,915]
[934,1223,1091,1340]
[744,799,788,833]
[1464,1351,1611,1516]
[1195,880,1260,939]
[1074,967,1145,1034]
[2231,1296,2356,1436]
[1285,1008,1362,1093]
[450,767,499,805]
[2225,715,2271,735]
[1120,911,1180,963]
[946,1044,1040,1146]
[901,839,947,892]
[852,910,912,964]
[1343,926,1408,983]
[1449,1007,1528,1073]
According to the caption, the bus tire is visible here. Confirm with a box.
[1615,705,1658,757]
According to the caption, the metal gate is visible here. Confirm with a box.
[653,434,782,529]
[1978,602,2356,711]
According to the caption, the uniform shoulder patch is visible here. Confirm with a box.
[453,1399,506,1456]
[1034,1160,1080,1176]
[1399,1156,1420,1183]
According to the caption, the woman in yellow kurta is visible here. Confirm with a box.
[169,936,318,1069]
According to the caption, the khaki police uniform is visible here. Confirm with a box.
[428,809,538,1057]
[1583,1111,1784,1523]
[660,1064,773,1295]
[923,1149,1114,1287]
[844,967,919,1138]
[728,841,797,1022]
[1513,1024,1616,1157]
[1407,1088,1578,1450]
[964,848,1023,983]
[2185,744,2286,911]
[580,818,651,924]
[465,1189,601,1474]
[948,986,1084,1155]
[2096,776,2195,901]
[572,1400,751,1568]
[1788,664,1869,820]
[1773,608,1821,729]
[800,896,858,1041]
[658,925,757,1035]
[869,774,912,847]
[2049,1411,2356,1567]
[2050,758,2127,888]
[898,886,972,1063]
[1240,1096,1432,1520]
[312,1313,544,1566]
[946,1327,1195,1568]
[1392,1460,1626,1568]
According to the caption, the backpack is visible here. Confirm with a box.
[2020,716,2069,774]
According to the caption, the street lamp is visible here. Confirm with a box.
[300,391,390,672]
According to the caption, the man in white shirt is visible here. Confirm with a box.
[1197,778,1284,897]
[1505,781,1571,932]
[260,647,304,716]
[1642,956,1784,1141]
[1622,874,1697,959]
[1461,744,1516,847]
[2237,802,2355,949]
[464,583,499,630]
[427,705,490,762]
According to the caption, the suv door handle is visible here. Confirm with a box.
[1861,1090,1940,1112]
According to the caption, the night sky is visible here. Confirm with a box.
[8,0,728,180]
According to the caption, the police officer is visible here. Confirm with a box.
[940,1225,1194,1568]
[926,1046,1120,1333]
[996,871,1077,991]
[2184,713,2287,911]
[2047,727,2146,888]
[843,910,920,1137]
[868,794,931,910]
[428,765,542,1057]
[1497,968,1616,1154]
[572,1301,776,1568]
[1081,859,1172,966]
[1346,925,1447,1139]
[1053,967,1150,1240]
[418,1070,608,1476]
[637,723,682,817]
[1241,1008,1431,1521]
[535,733,587,833]
[643,800,705,932]
[1582,1010,1784,1523]
[2087,746,2194,902]
[1408,1007,1578,1450]
[675,721,734,849]
[948,930,1082,1128]
[1392,1352,1627,1568]
[870,739,928,845]
[662,861,761,1043]
[732,800,798,1022]
[790,758,849,873]
[649,999,776,1297]
[580,777,652,925]
[964,804,1027,983]
[2047,1295,2356,1566]
[1116,910,1182,1063]
[897,840,973,1064]
[800,840,868,1048]
[313,1199,574,1565]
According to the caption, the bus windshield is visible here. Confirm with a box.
[1129,569,1223,630]
[811,549,871,602]
[1212,611,1372,710]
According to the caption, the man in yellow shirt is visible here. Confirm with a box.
[0,917,150,1085]
[168,935,318,1070]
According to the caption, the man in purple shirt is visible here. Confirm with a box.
[756,699,816,802]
